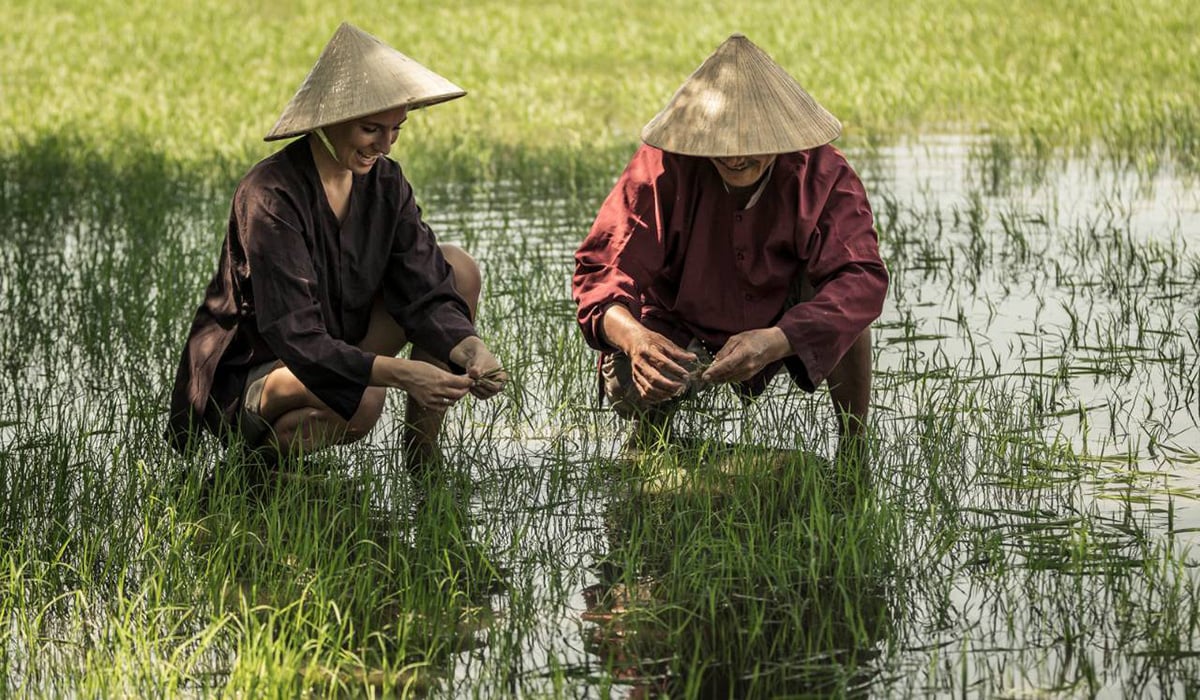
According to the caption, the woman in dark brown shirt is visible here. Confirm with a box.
[167,23,506,469]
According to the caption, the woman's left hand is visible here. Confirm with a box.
[450,337,509,399]
[466,349,507,399]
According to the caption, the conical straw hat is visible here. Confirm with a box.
[641,34,841,157]
[265,22,466,141]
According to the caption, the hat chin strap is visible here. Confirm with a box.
[313,127,340,162]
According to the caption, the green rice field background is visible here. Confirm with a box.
[2,1,1199,697]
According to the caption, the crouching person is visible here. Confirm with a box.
[166,23,506,473]
[572,34,887,463]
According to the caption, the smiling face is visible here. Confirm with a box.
[318,106,409,175]
[709,153,777,189]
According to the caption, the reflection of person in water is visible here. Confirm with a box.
[582,448,889,696]
[572,34,888,462]
[193,468,499,691]
[167,23,506,470]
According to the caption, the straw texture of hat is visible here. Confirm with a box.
[641,34,841,157]
[265,22,465,141]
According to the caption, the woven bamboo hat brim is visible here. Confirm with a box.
[641,34,841,157]
[265,22,465,141]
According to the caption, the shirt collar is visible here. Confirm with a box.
[721,160,776,210]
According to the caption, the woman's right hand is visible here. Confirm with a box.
[374,357,474,411]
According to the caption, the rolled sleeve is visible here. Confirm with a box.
[775,161,889,388]
[573,146,672,351]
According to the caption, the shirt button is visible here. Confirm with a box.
[735,214,743,222]
[736,252,745,261]
[744,293,753,301]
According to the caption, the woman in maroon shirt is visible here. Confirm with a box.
[168,23,506,469]
[573,34,887,460]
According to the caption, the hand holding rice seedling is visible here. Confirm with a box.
[470,364,509,398]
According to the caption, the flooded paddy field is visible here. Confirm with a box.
[1,136,1198,697]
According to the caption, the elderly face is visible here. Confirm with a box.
[320,106,409,174]
[709,154,777,189]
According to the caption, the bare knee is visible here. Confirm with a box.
[271,406,347,453]
[260,366,340,425]
[271,393,383,452]
[344,388,386,442]
[439,243,481,315]
[362,296,409,357]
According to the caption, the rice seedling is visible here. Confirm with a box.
[2,2,1199,696]
[1,135,1198,695]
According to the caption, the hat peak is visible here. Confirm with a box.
[641,33,841,157]
[264,22,465,141]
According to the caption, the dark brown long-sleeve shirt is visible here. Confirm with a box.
[573,144,888,391]
[167,138,475,451]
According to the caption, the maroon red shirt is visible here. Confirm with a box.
[167,138,476,451]
[573,143,888,391]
